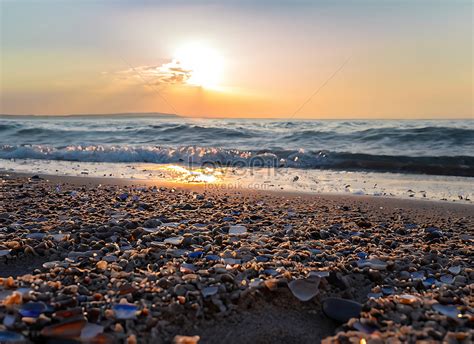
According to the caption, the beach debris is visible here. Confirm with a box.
[411,271,425,281]
[228,225,247,236]
[397,294,420,305]
[188,251,204,259]
[180,263,196,273]
[40,319,87,338]
[0,175,472,343]
[352,321,378,334]
[322,298,362,323]
[288,276,320,301]
[308,271,330,278]
[164,236,184,245]
[19,302,46,318]
[112,304,138,320]
[448,265,461,275]
[0,331,26,343]
[357,258,387,270]
[173,335,200,344]
[26,232,45,240]
[80,323,104,340]
[0,249,11,257]
[3,314,15,328]
[422,276,438,288]
[201,286,219,298]
[96,260,108,270]
[432,303,461,320]
[440,274,454,284]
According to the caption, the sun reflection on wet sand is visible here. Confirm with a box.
[160,165,221,184]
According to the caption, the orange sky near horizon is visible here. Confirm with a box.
[0,1,472,119]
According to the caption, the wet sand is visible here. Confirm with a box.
[0,173,473,343]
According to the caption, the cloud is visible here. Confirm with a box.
[116,59,192,86]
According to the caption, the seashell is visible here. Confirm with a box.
[24,245,38,256]
[50,233,68,242]
[4,292,22,306]
[102,255,117,263]
[113,304,138,320]
[201,286,219,297]
[96,260,108,270]
[19,302,46,318]
[143,227,159,233]
[223,258,241,265]
[228,225,247,236]
[308,271,330,278]
[0,249,11,257]
[0,331,26,343]
[397,294,419,305]
[263,279,279,291]
[367,292,382,299]
[188,251,204,259]
[249,278,263,288]
[322,297,362,323]
[173,335,200,344]
[118,193,129,201]
[53,308,84,320]
[432,303,461,320]
[263,269,278,276]
[448,265,461,275]
[410,271,425,281]
[40,319,87,338]
[353,321,378,334]
[26,233,45,240]
[3,314,15,328]
[381,286,394,295]
[164,236,184,245]
[288,276,320,301]
[42,261,61,269]
[357,258,387,270]
[440,274,454,284]
[422,276,438,288]
[80,322,104,340]
[180,263,196,274]
[160,222,180,228]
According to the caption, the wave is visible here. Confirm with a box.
[1,144,473,177]
[1,118,473,176]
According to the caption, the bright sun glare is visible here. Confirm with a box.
[174,43,224,89]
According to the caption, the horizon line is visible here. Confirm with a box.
[0,112,472,121]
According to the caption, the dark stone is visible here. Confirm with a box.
[322,297,362,323]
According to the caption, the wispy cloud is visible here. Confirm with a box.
[115,59,192,86]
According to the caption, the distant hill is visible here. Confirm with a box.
[0,112,180,118]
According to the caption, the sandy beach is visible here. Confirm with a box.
[0,173,472,343]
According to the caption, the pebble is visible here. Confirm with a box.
[322,298,362,323]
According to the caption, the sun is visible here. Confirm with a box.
[174,43,224,89]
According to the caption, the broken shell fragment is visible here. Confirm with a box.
[288,276,320,301]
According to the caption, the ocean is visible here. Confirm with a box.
[1,115,473,177]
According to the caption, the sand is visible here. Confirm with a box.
[0,173,473,343]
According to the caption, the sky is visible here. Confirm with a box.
[0,0,472,119]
